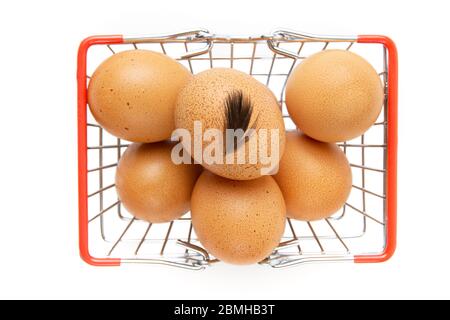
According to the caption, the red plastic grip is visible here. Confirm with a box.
[77,36,123,266]
[354,36,398,263]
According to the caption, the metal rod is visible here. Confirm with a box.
[279,42,304,103]
[107,45,115,54]
[352,185,386,199]
[177,56,295,62]
[329,204,346,221]
[208,49,213,69]
[88,183,115,198]
[287,218,302,253]
[112,231,367,243]
[345,203,385,225]
[337,143,386,148]
[301,234,363,243]
[180,41,213,59]
[346,42,354,50]
[382,45,389,243]
[273,29,357,42]
[350,163,385,173]
[123,29,211,44]
[267,255,354,268]
[307,222,324,252]
[88,163,117,172]
[230,43,234,68]
[135,223,152,255]
[159,43,167,55]
[184,43,194,73]
[361,134,368,233]
[276,239,302,250]
[177,240,210,260]
[160,221,174,255]
[252,73,290,76]
[123,34,358,44]
[266,52,277,86]
[185,223,193,256]
[99,127,105,240]
[325,219,350,253]
[117,138,122,218]
[89,201,120,223]
[331,140,348,221]
[116,138,122,160]
[88,144,130,150]
[121,258,205,270]
[249,42,257,75]
[108,218,136,256]
[268,30,356,59]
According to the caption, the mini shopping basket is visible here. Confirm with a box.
[77,29,397,269]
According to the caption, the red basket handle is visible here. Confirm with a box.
[354,35,398,263]
[77,36,123,266]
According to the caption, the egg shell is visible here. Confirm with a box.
[88,50,192,142]
[191,171,286,265]
[175,68,286,180]
[274,131,352,221]
[286,50,384,142]
[115,141,201,223]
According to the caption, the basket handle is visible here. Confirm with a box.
[123,29,213,59]
[267,29,357,59]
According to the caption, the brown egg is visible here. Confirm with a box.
[175,68,285,180]
[88,50,192,143]
[286,50,384,142]
[191,171,286,265]
[115,141,201,223]
[274,131,352,221]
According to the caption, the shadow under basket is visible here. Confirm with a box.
[77,29,398,269]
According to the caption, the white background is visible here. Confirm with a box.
[0,0,449,300]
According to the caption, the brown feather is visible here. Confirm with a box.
[223,90,258,153]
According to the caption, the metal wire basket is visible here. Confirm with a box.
[77,29,397,269]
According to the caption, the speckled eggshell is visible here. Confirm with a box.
[115,141,201,223]
[191,171,286,265]
[175,68,286,180]
[88,50,192,143]
[274,131,352,221]
[286,50,384,142]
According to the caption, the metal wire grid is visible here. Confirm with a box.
[84,33,388,269]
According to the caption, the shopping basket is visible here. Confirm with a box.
[77,29,397,269]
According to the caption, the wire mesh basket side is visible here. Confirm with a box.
[78,31,397,269]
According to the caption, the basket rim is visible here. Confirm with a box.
[77,31,398,267]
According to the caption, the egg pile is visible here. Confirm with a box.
[88,48,383,265]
